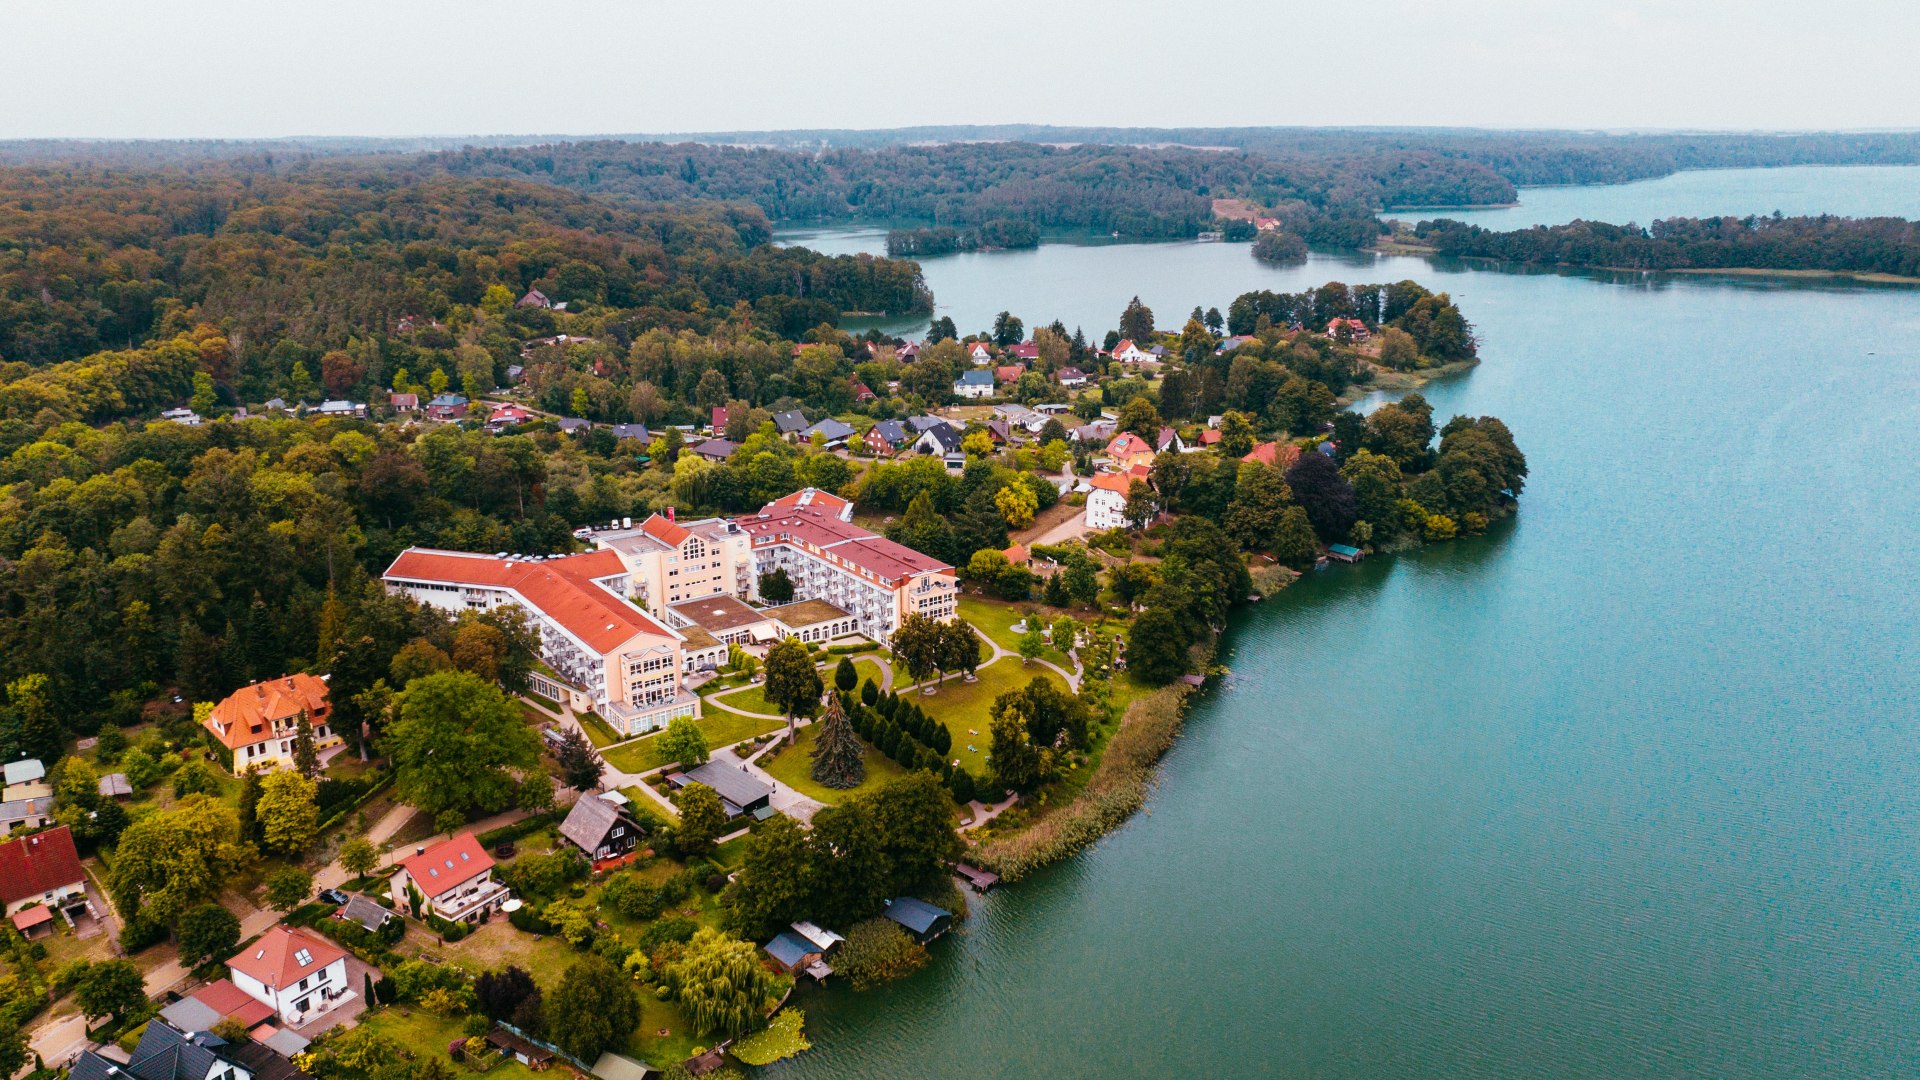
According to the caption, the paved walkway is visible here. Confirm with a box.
[959,792,1020,833]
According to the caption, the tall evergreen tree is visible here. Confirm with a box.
[809,694,866,790]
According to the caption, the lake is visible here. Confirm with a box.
[766,168,1920,1079]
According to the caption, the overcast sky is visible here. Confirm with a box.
[7,0,1917,139]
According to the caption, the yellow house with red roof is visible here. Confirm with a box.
[202,673,342,773]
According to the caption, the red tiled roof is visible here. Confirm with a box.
[1242,442,1302,469]
[192,978,276,1028]
[639,513,690,547]
[1088,472,1136,495]
[0,826,85,906]
[736,505,951,583]
[204,674,330,751]
[10,906,50,931]
[994,365,1025,383]
[1199,429,1222,445]
[227,926,346,992]
[398,833,494,893]
[1003,544,1030,564]
[383,548,673,654]
[1106,433,1152,458]
[766,488,851,517]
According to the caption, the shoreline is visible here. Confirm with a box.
[1367,247,1920,287]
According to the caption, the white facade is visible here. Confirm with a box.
[232,956,348,1025]
[1084,486,1129,530]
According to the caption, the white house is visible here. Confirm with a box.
[966,342,994,365]
[954,369,995,399]
[1084,472,1135,530]
[226,925,350,1026]
[390,832,511,924]
[1110,338,1152,364]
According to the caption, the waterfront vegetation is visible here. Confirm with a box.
[1412,213,1920,279]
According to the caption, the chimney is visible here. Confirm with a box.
[665,507,675,523]
[416,846,425,856]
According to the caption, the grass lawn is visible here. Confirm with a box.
[633,992,705,1066]
[409,918,580,987]
[357,1006,542,1080]
[577,711,623,749]
[851,655,888,691]
[916,657,1069,774]
[760,724,909,804]
[602,712,786,774]
[957,595,1072,667]
[707,682,786,719]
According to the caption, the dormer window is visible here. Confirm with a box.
[295,948,313,966]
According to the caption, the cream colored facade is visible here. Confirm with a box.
[592,515,755,620]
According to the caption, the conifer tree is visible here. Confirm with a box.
[810,693,866,790]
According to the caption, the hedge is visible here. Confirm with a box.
[477,809,564,848]
[825,641,880,655]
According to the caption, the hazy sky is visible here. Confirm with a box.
[7,0,1917,138]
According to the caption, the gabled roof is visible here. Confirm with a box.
[1008,342,1040,360]
[383,548,674,654]
[1088,472,1136,495]
[772,409,810,433]
[0,825,84,905]
[639,513,691,547]
[1056,366,1087,381]
[764,932,818,968]
[690,438,738,460]
[883,896,951,934]
[607,423,650,441]
[1154,427,1180,451]
[1106,432,1153,458]
[2,759,43,785]
[559,794,633,853]
[204,674,330,751]
[1242,441,1301,469]
[98,773,133,798]
[188,977,277,1029]
[765,487,852,520]
[397,832,495,893]
[679,760,774,810]
[227,926,346,992]
[339,894,394,932]
[956,369,994,387]
[801,418,856,441]
[870,420,908,443]
[994,365,1026,383]
[917,423,963,453]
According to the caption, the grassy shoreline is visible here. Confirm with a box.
[1367,246,1920,287]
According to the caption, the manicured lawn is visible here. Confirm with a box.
[707,682,786,719]
[409,918,579,987]
[577,711,623,749]
[957,595,1072,667]
[602,712,786,774]
[760,724,909,804]
[915,657,1069,773]
[357,1006,542,1080]
[852,655,888,691]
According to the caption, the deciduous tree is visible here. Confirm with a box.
[384,671,541,818]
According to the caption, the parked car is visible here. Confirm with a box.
[318,888,349,906]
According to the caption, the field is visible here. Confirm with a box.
[760,722,910,803]
[601,711,786,774]
[914,658,1069,773]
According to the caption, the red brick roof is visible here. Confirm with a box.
[383,548,673,654]
[228,926,346,992]
[0,826,86,906]
[736,504,951,583]
[204,674,330,751]
[398,833,494,893]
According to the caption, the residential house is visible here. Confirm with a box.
[1153,427,1186,454]
[505,364,525,383]
[882,896,954,944]
[1104,432,1157,472]
[1255,216,1281,231]
[850,380,876,403]
[159,978,276,1039]
[1326,317,1370,342]
[336,895,396,934]
[1215,335,1255,355]
[559,792,643,865]
[1197,429,1222,448]
[384,548,701,734]
[315,400,365,418]
[425,394,469,420]
[1110,339,1152,364]
[389,393,420,413]
[668,760,773,819]
[913,421,966,463]
[1007,341,1040,363]
[772,410,810,438]
[905,415,947,433]
[1055,367,1089,388]
[227,926,351,1026]
[1070,420,1117,444]
[984,419,1012,444]
[487,403,533,429]
[1243,441,1302,471]
[71,1019,311,1080]
[516,288,552,309]
[800,417,856,448]
[1,758,43,793]
[966,342,993,365]
[202,674,341,773]
[1149,344,1169,359]
[992,403,1050,435]
[993,364,1026,386]
[865,419,910,456]
[689,438,738,462]
[897,341,922,362]
[607,423,650,442]
[0,826,87,927]
[0,795,52,837]
[953,369,995,399]
[709,406,729,434]
[389,833,510,925]
[161,408,203,426]
[555,417,592,434]
[1084,472,1136,530]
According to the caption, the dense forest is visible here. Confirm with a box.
[1414,214,1920,277]
[885,221,1041,256]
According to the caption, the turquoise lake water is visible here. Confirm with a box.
[766,167,1920,1078]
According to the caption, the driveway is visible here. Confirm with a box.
[27,1014,88,1073]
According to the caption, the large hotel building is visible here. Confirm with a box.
[382,489,955,736]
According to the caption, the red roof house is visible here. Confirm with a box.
[0,826,85,917]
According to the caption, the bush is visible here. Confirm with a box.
[637,916,698,955]
[508,906,556,935]
[478,810,564,848]
[836,919,927,990]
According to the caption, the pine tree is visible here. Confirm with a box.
[809,694,866,790]
[292,712,320,778]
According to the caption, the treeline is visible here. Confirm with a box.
[1415,214,1920,277]
[885,220,1040,256]
[0,165,929,374]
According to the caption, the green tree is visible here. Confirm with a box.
[991,311,1024,347]
[1224,462,1292,550]
[657,715,709,767]
[110,795,250,926]
[1127,606,1191,685]
[833,656,858,694]
[66,960,147,1022]
[1115,395,1162,439]
[1017,626,1047,665]
[177,902,241,967]
[384,671,542,818]
[672,783,726,859]
[546,955,640,1062]
[1118,296,1154,342]
[256,769,319,856]
[265,865,313,911]
[763,637,822,727]
[809,694,866,790]
[551,726,604,792]
[189,370,217,415]
[1271,505,1321,568]
[1062,556,1100,606]
[665,928,775,1038]
[757,567,794,605]
[339,836,380,878]
[988,701,1045,790]
[722,816,816,938]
